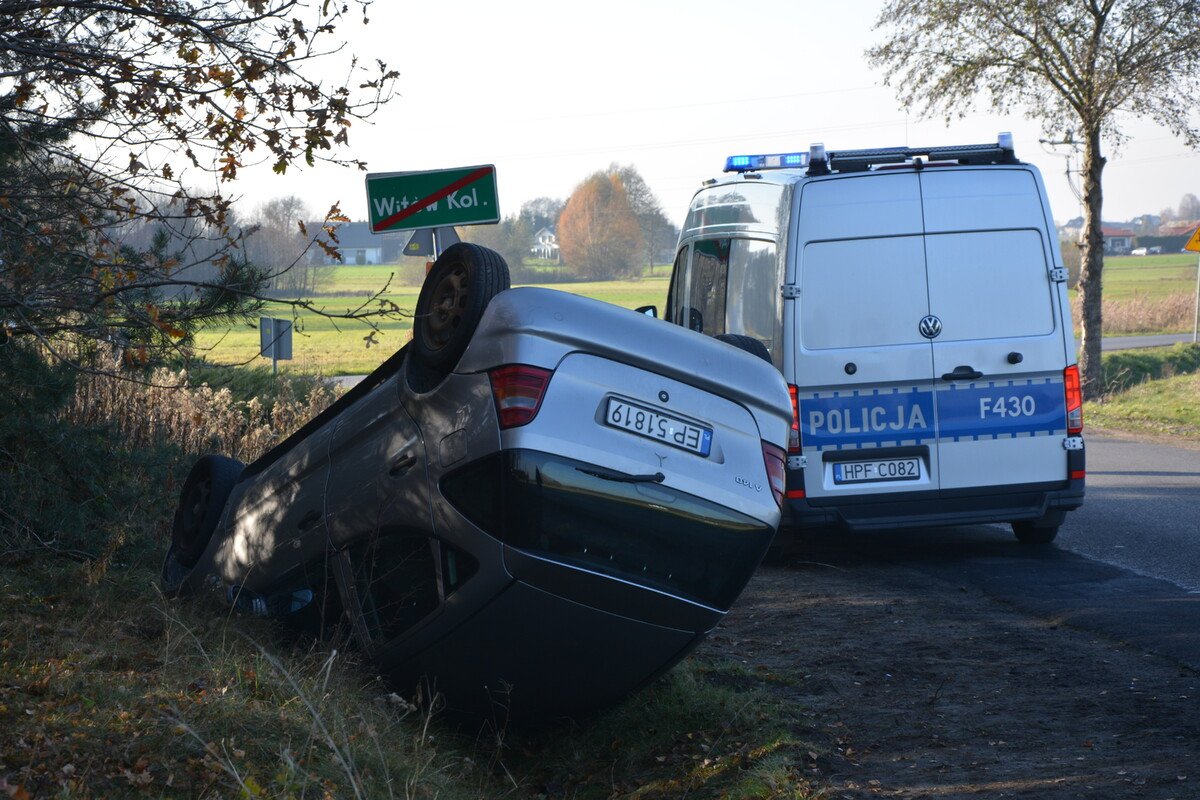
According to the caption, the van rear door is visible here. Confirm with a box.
[793,173,940,499]
[920,169,1069,490]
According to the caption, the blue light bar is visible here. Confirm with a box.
[724,151,810,173]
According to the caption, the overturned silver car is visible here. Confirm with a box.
[163,244,791,717]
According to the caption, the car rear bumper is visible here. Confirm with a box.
[784,447,1085,532]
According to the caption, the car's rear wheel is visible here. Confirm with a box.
[412,243,510,372]
[715,333,772,364]
[1011,515,1062,545]
[170,454,245,569]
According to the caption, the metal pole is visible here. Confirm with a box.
[1193,251,1199,344]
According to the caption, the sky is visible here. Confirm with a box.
[231,0,1200,229]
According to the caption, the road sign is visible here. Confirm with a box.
[366,165,499,233]
[1184,225,1200,253]
[404,226,461,257]
[260,317,292,374]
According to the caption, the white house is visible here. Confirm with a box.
[530,227,559,261]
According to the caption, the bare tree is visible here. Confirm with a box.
[245,196,318,296]
[868,0,1200,398]
[0,0,398,374]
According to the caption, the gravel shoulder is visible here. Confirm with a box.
[701,555,1200,799]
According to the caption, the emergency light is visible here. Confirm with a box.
[724,151,810,173]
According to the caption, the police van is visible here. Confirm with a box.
[662,135,1085,543]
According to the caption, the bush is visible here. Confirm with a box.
[1100,343,1200,395]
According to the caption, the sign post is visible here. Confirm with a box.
[365,165,499,235]
[1185,226,1200,343]
[259,317,293,375]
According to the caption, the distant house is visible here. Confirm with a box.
[1101,226,1135,255]
[1155,220,1200,238]
[312,221,397,265]
[530,227,559,261]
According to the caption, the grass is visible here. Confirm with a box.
[1099,343,1200,394]
[0,553,823,799]
[194,276,671,376]
[1084,344,1200,442]
[1086,372,1200,440]
[1097,253,1199,299]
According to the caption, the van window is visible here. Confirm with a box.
[683,183,786,235]
[688,239,729,335]
[800,236,929,350]
[670,238,783,364]
[924,230,1054,340]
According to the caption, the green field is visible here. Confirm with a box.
[1094,252,1199,299]
[195,275,671,375]
[196,252,1199,376]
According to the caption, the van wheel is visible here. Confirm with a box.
[413,243,510,372]
[715,333,772,364]
[1011,519,1060,545]
[168,455,245,572]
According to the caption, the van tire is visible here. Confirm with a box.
[715,333,772,364]
[413,243,510,372]
[1011,519,1060,545]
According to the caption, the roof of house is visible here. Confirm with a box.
[1101,226,1135,237]
[1156,220,1200,236]
[312,221,399,251]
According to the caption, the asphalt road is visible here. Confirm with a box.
[1102,332,1196,350]
[794,433,1200,672]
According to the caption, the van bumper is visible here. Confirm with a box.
[783,448,1085,532]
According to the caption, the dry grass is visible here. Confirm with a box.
[1072,291,1196,335]
[65,367,338,464]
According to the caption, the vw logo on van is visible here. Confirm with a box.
[918,315,943,339]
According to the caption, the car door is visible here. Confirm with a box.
[224,424,333,593]
[325,374,431,548]
[920,169,1069,490]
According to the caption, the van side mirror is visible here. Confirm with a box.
[635,305,658,318]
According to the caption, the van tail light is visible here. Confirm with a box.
[1064,365,1083,435]
[488,365,553,429]
[762,441,786,508]
[787,384,802,453]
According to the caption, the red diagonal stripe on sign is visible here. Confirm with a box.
[371,166,493,232]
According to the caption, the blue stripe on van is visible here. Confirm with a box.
[936,378,1066,441]
[799,387,935,450]
[799,379,1066,451]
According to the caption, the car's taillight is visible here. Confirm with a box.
[762,441,786,508]
[787,384,802,454]
[488,364,553,428]
[1064,365,1083,435]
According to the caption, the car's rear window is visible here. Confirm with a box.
[440,450,772,610]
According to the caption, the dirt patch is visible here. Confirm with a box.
[700,558,1200,799]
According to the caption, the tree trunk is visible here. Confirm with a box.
[1077,126,1106,400]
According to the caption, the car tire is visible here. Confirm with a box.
[170,454,245,569]
[412,243,511,372]
[1011,519,1059,545]
[715,333,772,364]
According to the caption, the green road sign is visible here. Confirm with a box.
[365,165,499,233]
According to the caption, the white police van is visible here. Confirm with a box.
[663,135,1085,543]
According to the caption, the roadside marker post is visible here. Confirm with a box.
[259,317,293,375]
[1185,226,1200,343]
